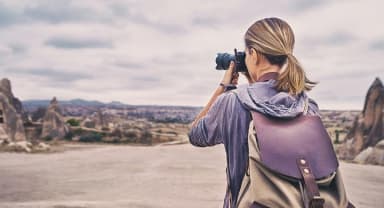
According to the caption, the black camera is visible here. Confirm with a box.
[215,48,247,72]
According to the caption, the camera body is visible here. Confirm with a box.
[215,49,248,73]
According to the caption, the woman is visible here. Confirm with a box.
[189,17,352,208]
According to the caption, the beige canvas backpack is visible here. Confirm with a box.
[233,108,355,208]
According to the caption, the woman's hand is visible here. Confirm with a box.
[221,61,239,85]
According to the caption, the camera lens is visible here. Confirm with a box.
[215,50,248,72]
[215,53,235,70]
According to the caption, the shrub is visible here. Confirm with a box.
[124,131,137,138]
[79,133,103,142]
[334,129,341,144]
[66,118,80,127]
[141,129,152,145]
[73,128,85,135]
[64,132,74,141]
[43,136,53,141]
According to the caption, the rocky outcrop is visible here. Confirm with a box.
[80,109,108,130]
[25,123,43,143]
[354,141,384,165]
[0,78,27,142]
[0,78,24,114]
[0,140,32,152]
[41,97,69,140]
[338,77,384,164]
[81,117,96,129]
[0,139,50,153]
[95,109,107,130]
[361,78,384,144]
[0,78,50,153]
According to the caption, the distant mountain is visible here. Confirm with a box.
[22,99,201,109]
[22,99,111,108]
[22,98,202,123]
[66,99,105,107]
[107,101,127,107]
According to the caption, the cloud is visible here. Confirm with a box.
[317,68,383,81]
[107,2,187,34]
[114,61,146,70]
[191,16,222,28]
[370,39,384,50]
[0,2,22,27]
[0,1,96,27]
[23,1,94,24]
[8,43,27,54]
[3,67,92,83]
[322,31,356,45]
[0,0,188,34]
[45,36,113,49]
[0,45,12,56]
[289,0,331,11]
[298,30,357,52]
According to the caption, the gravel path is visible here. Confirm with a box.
[0,144,383,208]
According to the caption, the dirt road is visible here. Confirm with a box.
[0,144,383,208]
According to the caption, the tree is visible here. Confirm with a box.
[66,118,80,127]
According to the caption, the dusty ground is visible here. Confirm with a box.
[0,144,383,208]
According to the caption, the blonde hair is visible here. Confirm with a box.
[244,17,317,95]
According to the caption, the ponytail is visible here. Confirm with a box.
[275,54,317,95]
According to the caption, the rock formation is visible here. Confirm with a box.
[81,117,96,129]
[0,78,52,153]
[338,77,384,165]
[354,140,384,165]
[95,109,107,130]
[0,78,24,114]
[80,109,108,130]
[0,78,27,141]
[41,97,69,140]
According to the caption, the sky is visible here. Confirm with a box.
[0,0,383,110]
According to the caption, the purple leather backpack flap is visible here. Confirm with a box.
[251,111,339,179]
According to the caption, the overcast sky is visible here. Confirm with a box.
[0,0,383,110]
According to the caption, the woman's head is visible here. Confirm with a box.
[244,17,316,95]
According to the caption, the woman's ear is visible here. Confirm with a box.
[250,48,259,65]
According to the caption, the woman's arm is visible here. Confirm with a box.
[191,61,238,127]
[188,62,239,147]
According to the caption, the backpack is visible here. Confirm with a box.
[232,107,355,208]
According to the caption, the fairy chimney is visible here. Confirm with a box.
[338,77,384,160]
[0,78,23,114]
[41,97,69,140]
[0,78,27,141]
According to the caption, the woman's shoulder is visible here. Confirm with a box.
[307,97,321,116]
[215,89,248,112]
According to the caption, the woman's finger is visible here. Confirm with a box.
[221,61,236,84]
[228,61,235,72]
